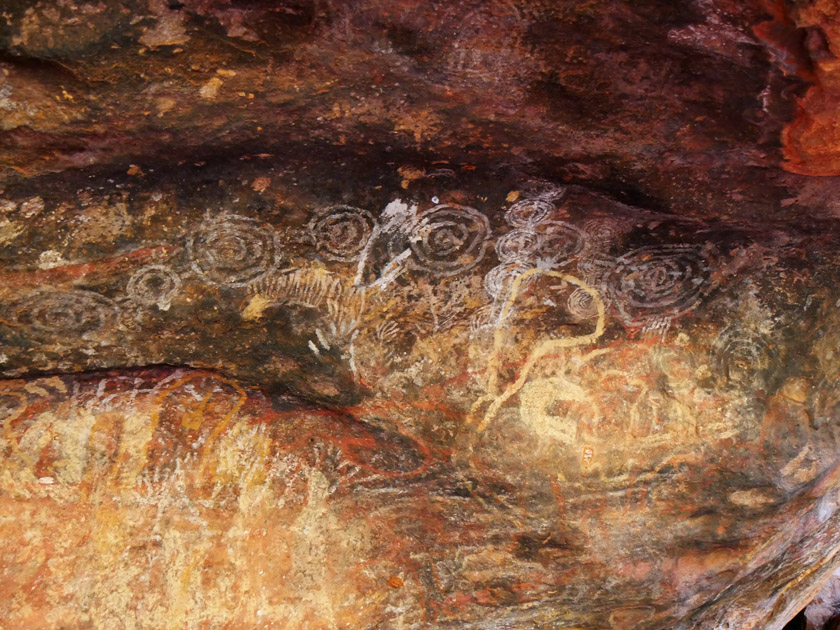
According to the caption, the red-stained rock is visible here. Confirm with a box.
[769,0,840,175]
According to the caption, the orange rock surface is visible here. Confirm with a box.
[779,0,840,175]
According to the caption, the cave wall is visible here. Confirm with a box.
[2,1,840,629]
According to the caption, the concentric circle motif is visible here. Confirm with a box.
[495,229,542,264]
[407,204,490,276]
[528,182,568,202]
[582,218,630,246]
[710,326,780,393]
[7,289,118,339]
[534,221,586,268]
[309,205,378,262]
[566,287,598,320]
[505,199,553,228]
[188,215,277,287]
[608,244,710,327]
[126,265,182,310]
[483,262,527,299]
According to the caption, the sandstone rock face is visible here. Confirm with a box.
[1,1,839,629]
[778,0,840,176]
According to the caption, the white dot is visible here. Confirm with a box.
[431,196,439,204]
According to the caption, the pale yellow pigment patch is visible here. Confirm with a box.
[200,77,223,100]
[729,489,775,508]
[780,377,810,404]
[519,376,599,444]
[0,219,23,244]
[139,0,189,48]
[242,294,272,321]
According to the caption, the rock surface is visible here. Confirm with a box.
[1,1,840,629]
[805,569,840,629]
[779,0,840,176]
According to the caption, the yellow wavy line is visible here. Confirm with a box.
[471,268,606,436]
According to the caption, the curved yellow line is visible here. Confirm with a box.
[473,269,606,436]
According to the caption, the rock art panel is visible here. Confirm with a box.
[0,0,838,628]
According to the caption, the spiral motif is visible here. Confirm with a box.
[8,289,118,339]
[483,262,527,299]
[408,205,490,276]
[534,221,586,267]
[608,244,709,326]
[710,326,780,393]
[526,182,568,202]
[566,287,597,320]
[495,229,542,263]
[126,265,181,310]
[505,199,553,227]
[188,215,277,287]
[582,218,630,245]
[310,205,377,262]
